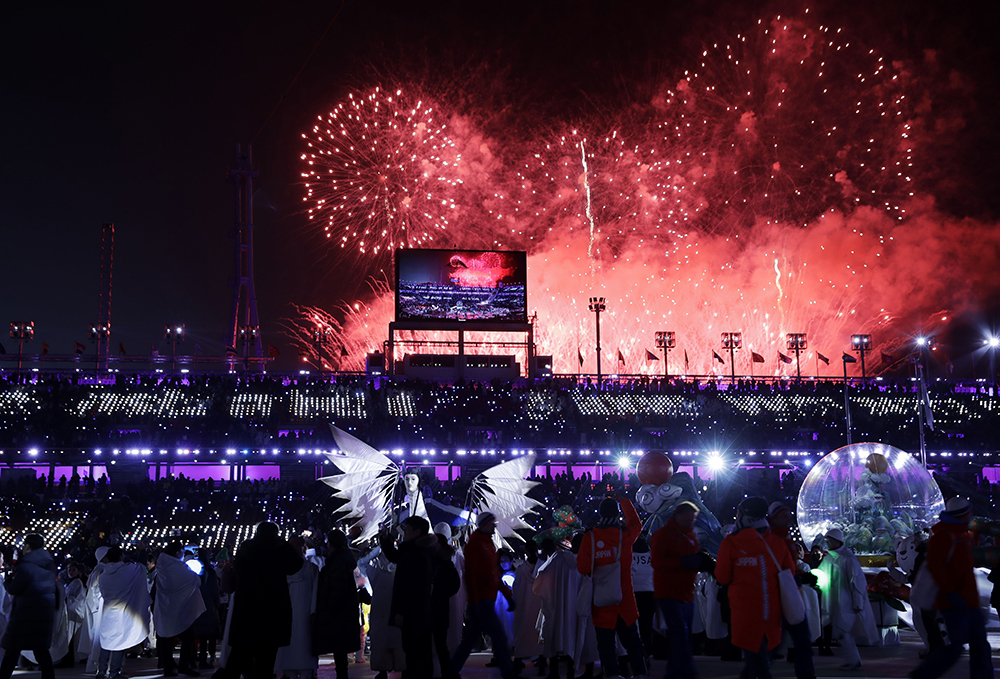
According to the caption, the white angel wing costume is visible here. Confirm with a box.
[321,425,400,543]
[469,454,543,548]
[322,425,540,546]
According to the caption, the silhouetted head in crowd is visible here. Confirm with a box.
[164,541,183,558]
[106,546,123,563]
[256,521,280,540]
[328,529,348,553]
[23,534,44,554]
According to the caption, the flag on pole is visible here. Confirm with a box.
[645,349,659,361]
[712,351,725,364]
[751,351,765,363]
[42,342,50,356]
[817,353,830,365]
[118,342,127,356]
[341,345,349,357]
[578,348,585,368]
[684,350,689,371]
[224,345,237,357]
[617,349,625,365]
[842,353,857,363]
[778,352,793,364]
[880,351,894,365]
[267,344,281,357]
[194,343,204,356]
[74,342,86,355]
[151,344,160,357]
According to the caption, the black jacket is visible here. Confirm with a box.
[312,549,361,655]
[225,534,303,647]
[431,548,460,627]
[2,549,57,651]
[381,533,437,627]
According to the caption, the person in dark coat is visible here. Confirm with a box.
[380,516,438,679]
[223,522,303,679]
[431,534,461,679]
[0,534,57,679]
[312,530,361,679]
[193,549,222,669]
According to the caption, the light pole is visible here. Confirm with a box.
[312,325,331,372]
[89,323,111,372]
[655,331,675,377]
[721,332,742,381]
[987,336,1000,386]
[786,333,807,380]
[239,325,260,371]
[851,334,872,380]
[164,325,185,372]
[916,336,936,379]
[842,353,856,444]
[9,322,34,375]
[588,297,606,384]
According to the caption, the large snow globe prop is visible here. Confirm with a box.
[796,442,944,554]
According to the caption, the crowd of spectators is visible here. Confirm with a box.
[0,371,997,454]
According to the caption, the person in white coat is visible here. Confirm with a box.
[818,528,877,671]
[361,547,405,679]
[532,539,580,679]
[153,542,206,676]
[511,544,543,663]
[274,537,319,679]
[96,547,151,679]
[80,547,109,669]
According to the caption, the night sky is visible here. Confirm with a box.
[3,0,1000,371]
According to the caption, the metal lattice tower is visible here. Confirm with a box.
[97,223,114,369]
[227,145,263,361]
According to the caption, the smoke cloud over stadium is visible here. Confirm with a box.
[288,14,1000,375]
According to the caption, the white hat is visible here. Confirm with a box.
[433,522,452,540]
[945,497,972,515]
[825,527,845,544]
[768,502,789,517]
[476,511,497,528]
[95,546,109,562]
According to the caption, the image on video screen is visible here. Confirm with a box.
[396,249,528,323]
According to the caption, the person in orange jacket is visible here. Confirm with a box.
[911,497,994,679]
[576,495,647,679]
[715,496,794,679]
[650,501,707,679]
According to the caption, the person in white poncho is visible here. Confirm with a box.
[153,542,206,676]
[79,547,109,669]
[817,527,877,672]
[96,547,151,679]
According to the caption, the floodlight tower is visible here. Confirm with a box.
[851,334,872,380]
[721,332,742,381]
[588,297,606,383]
[655,331,675,377]
[228,145,263,366]
[787,333,807,380]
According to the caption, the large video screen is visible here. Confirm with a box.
[395,249,528,324]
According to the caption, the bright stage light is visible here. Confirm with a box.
[988,337,1000,348]
[616,456,631,470]
[706,452,725,473]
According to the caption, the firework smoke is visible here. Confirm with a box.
[290,16,1000,376]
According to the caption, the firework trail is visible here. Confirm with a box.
[291,16,1000,376]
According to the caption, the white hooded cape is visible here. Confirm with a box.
[818,547,878,646]
[511,560,543,658]
[99,562,152,651]
[532,550,581,660]
[153,554,206,638]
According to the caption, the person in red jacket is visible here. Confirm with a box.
[650,502,704,679]
[451,512,518,679]
[577,495,647,679]
[911,497,994,679]
[715,497,793,679]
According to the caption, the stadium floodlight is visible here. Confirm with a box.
[850,334,872,380]
[786,333,807,380]
[9,321,34,374]
[164,324,185,372]
[588,297,607,383]
[706,451,725,473]
[986,336,1000,385]
[655,331,675,377]
[721,332,741,381]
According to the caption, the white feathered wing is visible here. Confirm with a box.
[321,425,399,543]
[470,453,543,547]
